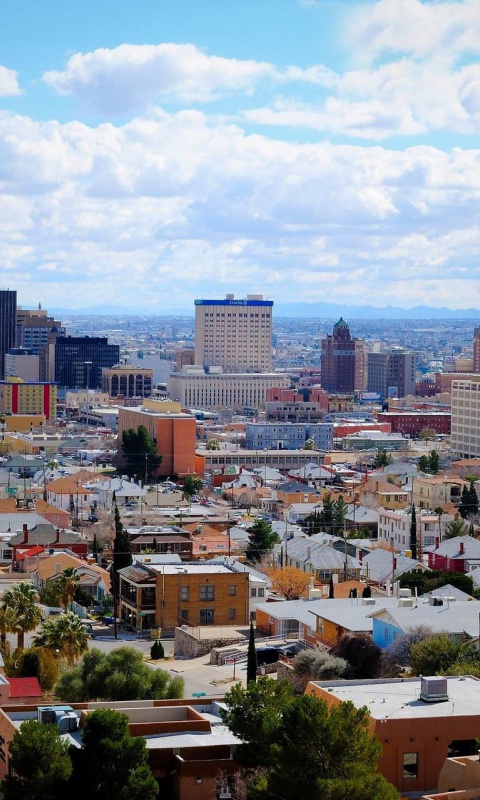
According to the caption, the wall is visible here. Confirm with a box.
[156,571,249,632]
[175,627,246,658]
[372,616,404,649]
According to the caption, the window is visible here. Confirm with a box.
[229,584,236,596]
[258,588,265,597]
[200,609,214,625]
[181,586,189,602]
[180,610,188,623]
[228,608,236,620]
[251,588,257,597]
[403,753,418,779]
[200,585,215,600]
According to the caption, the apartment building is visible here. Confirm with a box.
[118,562,249,632]
[451,377,480,457]
[194,294,273,372]
[245,421,333,451]
[376,411,451,437]
[0,378,57,420]
[377,507,451,552]
[413,475,467,510]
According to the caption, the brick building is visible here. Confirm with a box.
[118,563,249,633]
[118,406,197,478]
[376,411,451,437]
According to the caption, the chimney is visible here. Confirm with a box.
[459,541,465,555]
[435,537,439,549]
[55,528,61,544]
[22,523,28,544]
[358,551,363,563]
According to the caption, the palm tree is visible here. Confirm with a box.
[55,567,80,611]
[444,518,469,540]
[33,612,89,666]
[2,583,43,650]
[0,605,22,653]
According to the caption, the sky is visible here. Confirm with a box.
[1,0,480,312]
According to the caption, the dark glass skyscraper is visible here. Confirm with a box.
[0,290,17,379]
[53,336,120,389]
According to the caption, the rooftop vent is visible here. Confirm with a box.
[420,676,448,703]
[362,598,376,606]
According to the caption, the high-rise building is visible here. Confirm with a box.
[0,377,57,420]
[16,305,65,354]
[473,327,480,373]
[320,318,365,393]
[367,347,417,399]
[52,337,120,389]
[451,376,480,457]
[0,290,17,380]
[194,294,273,373]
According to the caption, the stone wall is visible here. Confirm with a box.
[175,627,246,659]
[276,660,309,693]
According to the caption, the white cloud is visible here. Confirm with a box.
[43,43,276,113]
[348,0,480,61]
[1,110,480,309]
[0,66,22,98]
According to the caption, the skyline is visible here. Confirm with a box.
[1,0,480,311]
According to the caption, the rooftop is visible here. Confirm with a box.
[310,676,480,720]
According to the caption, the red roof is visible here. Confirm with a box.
[8,677,42,698]
[16,546,44,561]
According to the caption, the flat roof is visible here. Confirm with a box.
[146,564,235,575]
[311,676,480,720]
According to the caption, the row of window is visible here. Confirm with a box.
[180,608,237,624]
[180,584,238,601]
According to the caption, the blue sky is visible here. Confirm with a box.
[1,0,480,311]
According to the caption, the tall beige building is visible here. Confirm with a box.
[194,294,273,373]
[451,376,480,457]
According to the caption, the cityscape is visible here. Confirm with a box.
[2,0,480,799]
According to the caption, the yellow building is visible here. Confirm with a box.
[0,378,57,420]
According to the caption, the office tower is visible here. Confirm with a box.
[194,294,273,373]
[16,305,65,354]
[0,290,16,380]
[473,327,480,373]
[320,318,365,393]
[53,337,120,389]
[367,347,416,399]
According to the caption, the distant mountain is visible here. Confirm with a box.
[50,302,480,319]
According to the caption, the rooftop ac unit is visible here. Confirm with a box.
[398,587,412,598]
[362,598,376,606]
[420,676,448,703]
[398,598,414,608]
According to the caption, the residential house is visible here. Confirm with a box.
[359,478,410,510]
[30,552,110,604]
[0,497,70,528]
[369,597,480,649]
[9,522,88,563]
[361,547,429,586]
[118,563,249,633]
[96,476,147,510]
[428,535,480,573]
[275,537,362,584]
[413,475,467,510]
[127,525,194,561]
[45,476,94,519]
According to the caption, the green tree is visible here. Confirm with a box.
[183,474,202,498]
[410,505,417,560]
[54,567,79,611]
[206,438,220,450]
[259,695,399,800]
[54,646,183,702]
[33,611,89,666]
[400,569,474,596]
[303,438,318,451]
[373,449,392,468]
[245,518,279,562]
[409,632,466,675]
[112,504,132,597]
[121,424,162,481]
[318,493,335,534]
[418,454,429,472]
[3,583,43,650]
[3,719,72,800]
[428,449,440,475]
[69,708,158,800]
[220,678,295,769]
[247,621,257,684]
[444,520,469,539]
[459,484,470,519]
[304,508,322,536]
[333,495,347,532]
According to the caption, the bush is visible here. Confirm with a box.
[293,649,348,680]
[150,640,164,660]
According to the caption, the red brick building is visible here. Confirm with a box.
[376,411,451,437]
